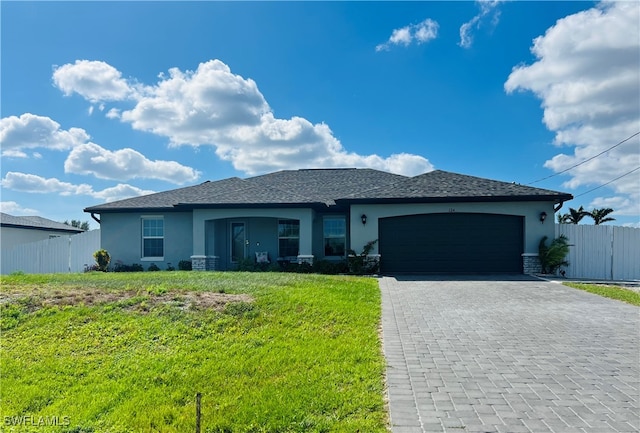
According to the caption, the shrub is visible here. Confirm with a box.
[313,259,348,275]
[112,261,144,272]
[147,263,160,272]
[538,235,570,274]
[347,239,379,275]
[92,249,111,272]
[166,263,175,271]
[178,260,192,271]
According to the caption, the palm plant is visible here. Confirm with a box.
[561,206,589,224]
[538,235,570,274]
[589,207,616,225]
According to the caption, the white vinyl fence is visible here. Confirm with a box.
[556,224,640,281]
[1,229,100,275]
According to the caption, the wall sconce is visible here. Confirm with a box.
[539,211,547,223]
[361,214,367,225]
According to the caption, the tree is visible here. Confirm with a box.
[558,206,589,224]
[588,208,615,225]
[64,220,90,230]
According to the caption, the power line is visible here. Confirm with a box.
[527,131,640,185]
[573,166,640,198]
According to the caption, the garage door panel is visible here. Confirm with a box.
[379,213,523,273]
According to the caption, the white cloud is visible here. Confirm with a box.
[92,183,156,203]
[459,0,503,49]
[55,59,433,176]
[64,142,200,184]
[505,1,640,217]
[0,113,90,156]
[106,108,120,119]
[52,60,133,102]
[0,201,38,215]
[1,172,154,203]
[376,19,439,52]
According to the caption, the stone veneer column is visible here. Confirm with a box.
[522,253,541,275]
[297,255,314,266]
[191,255,219,271]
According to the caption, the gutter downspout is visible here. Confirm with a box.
[90,213,101,225]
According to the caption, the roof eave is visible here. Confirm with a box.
[0,223,83,233]
[337,194,574,205]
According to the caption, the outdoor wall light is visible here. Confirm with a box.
[539,211,547,223]
[361,214,367,225]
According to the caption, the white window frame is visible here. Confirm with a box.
[141,216,164,261]
[323,216,346,257]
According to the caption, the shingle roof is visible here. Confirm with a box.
[336,170,573,203]
[83,168,572,213]
[0,213,84,232]
[246,168,407,205]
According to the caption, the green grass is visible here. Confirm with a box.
[0,272,388,433]
[564,282,640,306]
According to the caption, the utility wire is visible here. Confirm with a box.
[573,166,640,198]
[527,131,640,185]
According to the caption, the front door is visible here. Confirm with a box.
[230,221,247,263]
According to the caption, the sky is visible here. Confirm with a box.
[1,1,639,229]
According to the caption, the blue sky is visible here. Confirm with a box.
[2,1,639,228]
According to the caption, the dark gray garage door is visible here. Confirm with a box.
[379,213,524,274]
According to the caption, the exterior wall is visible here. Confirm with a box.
[349,201,557,257]
[99,212,193,269]
[0,226,82,250]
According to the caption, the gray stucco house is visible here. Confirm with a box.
[84,169,573,274]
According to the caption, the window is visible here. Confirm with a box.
[324,216,346,257]
[142,217,164,258]
[278,219,299,258]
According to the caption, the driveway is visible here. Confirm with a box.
[380,276,640,433]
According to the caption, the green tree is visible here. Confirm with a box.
[558,206,589,224]
[64,220,90,230]
[588,208,615,225]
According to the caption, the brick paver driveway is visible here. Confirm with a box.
[380,276,639,433]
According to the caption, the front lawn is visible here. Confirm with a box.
[564,282,640,306]
[0,272,388,433]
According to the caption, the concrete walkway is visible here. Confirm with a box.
[380,276,640,433]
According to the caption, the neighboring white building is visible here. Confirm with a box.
[0,212,84,250]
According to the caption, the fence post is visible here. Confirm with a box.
[196,392,201,433]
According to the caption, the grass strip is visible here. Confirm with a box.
[564,282,640,306]
[0,272,388,433]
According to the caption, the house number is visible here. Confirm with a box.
[449,208,455,213]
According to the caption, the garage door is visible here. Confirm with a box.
[379,213,523,274]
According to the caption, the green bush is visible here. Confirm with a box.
[112,261,144,272]
[538,235,570,274]
[147,263,161,272]
[178,260,192,271]
[347,239,379,275]
[92,249,110,272]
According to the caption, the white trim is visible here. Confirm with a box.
[141,257,164,262]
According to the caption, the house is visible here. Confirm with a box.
[83,169,573,274]
[0,212,84,250]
